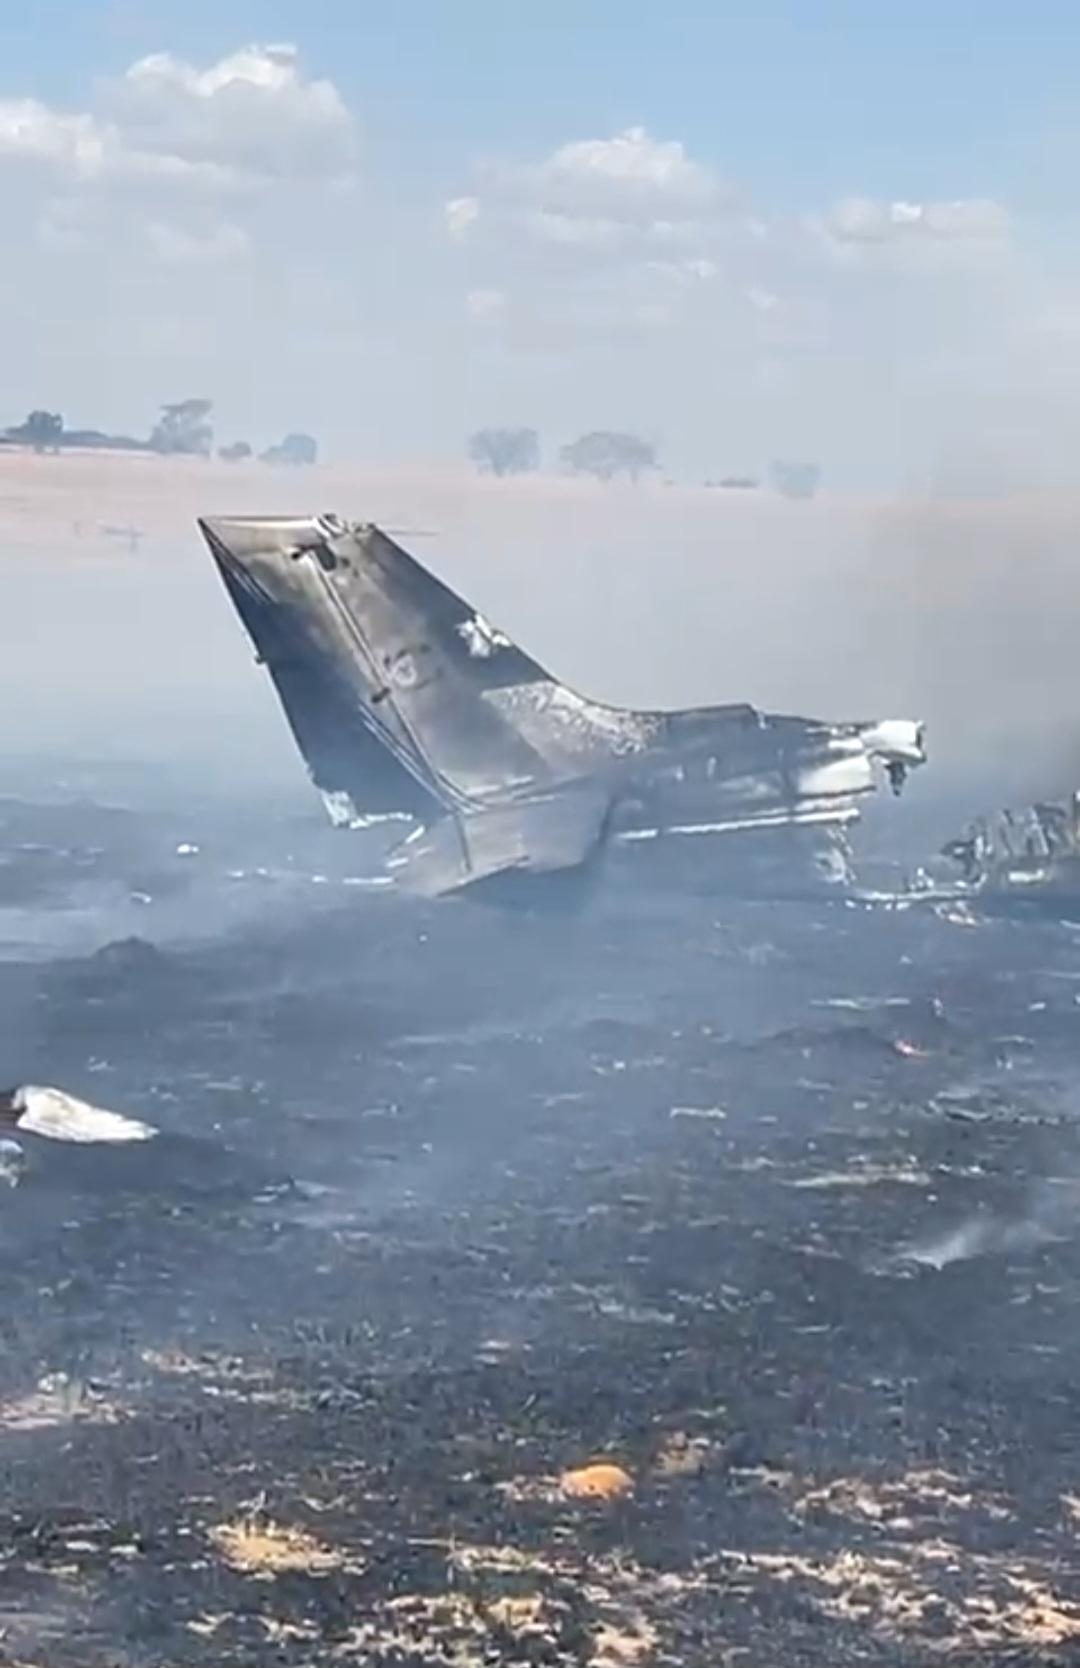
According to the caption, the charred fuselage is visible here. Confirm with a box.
[198,514,928,900]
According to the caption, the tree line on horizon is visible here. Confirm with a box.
[2,399,319,469]
[467,426,821,498]
[0,401,821,498]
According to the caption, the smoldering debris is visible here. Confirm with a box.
[938,788,1080,917]
[889,1177,1080,1272]
[895,1213,1051,1271]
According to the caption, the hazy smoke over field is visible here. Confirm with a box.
[0,454,1077,838]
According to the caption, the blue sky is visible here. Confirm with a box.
[0,2,1078,482]
[8,0,1072,202]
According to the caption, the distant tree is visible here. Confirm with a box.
[770,460,821,501]
[467,427,540,477]
[219,440,253,462]
[559,431,658,483]
[260,432,318,466]
[8,410,64,452]
[148,398,214,456]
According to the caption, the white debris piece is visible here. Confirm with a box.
[6,1086,158,1144]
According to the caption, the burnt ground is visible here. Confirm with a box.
[2,796,1080,1665]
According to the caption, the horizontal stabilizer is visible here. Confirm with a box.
[386,782,612,898]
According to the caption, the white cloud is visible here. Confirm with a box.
[0,100,108,173]
[0,43,354,196]
[524,126,718,223]
[825,195,1010,246]
[446,123,800,357]
[0,43,358,304]
[454,125,733,262]
[107,44,354,185]
[449,127,1016,321]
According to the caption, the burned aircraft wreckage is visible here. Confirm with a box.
[939,792,1080,910]
[198,514,928,902]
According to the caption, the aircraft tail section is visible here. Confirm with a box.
[198,515,558,816]
[327,519,664,774]
[343,519,556,694]
[202,517,443,824]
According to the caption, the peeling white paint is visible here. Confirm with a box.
[319,789,414,831]
[320,789,362,827]
[457,612,512,658]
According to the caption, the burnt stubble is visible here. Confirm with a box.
[2,789,1080,1666]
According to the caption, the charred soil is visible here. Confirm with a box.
[2,836,1080,1666]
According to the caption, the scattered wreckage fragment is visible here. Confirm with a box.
[197,513,928,903]
[940,791,1080,911]
[0,1085,157,1184]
